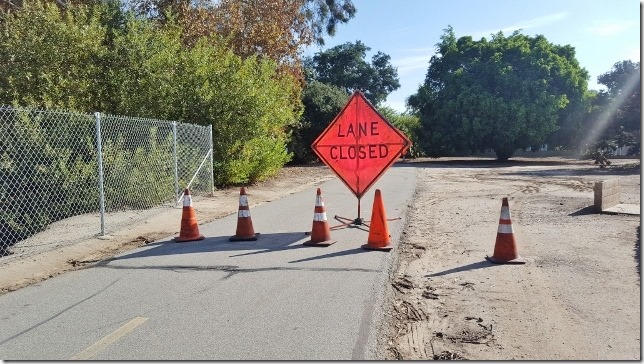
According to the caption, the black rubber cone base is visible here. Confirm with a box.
[229,234,259,242]
[303,240,337,247]
[361,243,392,251]
[174,235,205,242]
[485,255,526,264]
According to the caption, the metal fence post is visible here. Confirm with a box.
[95,112,106,236]
[172,121,179,206]
[209,124,215,196]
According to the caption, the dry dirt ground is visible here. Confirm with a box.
[384,157,640,360]
[0,157,640,360]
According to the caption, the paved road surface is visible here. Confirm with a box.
[0,165,416,360]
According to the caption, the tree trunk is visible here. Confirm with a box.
[494,146,515,161]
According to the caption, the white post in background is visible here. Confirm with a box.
[209,124,215,196]
[95,112,106,236]
[172,121,179,207]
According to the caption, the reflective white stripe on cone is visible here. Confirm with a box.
[304,188,334,247]
[230,187,257,241]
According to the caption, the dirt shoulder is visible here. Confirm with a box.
[384,157,640,360]
[0,165,335,294]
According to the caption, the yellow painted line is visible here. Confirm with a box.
[70,316,148,360]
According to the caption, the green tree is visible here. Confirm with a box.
[124,0,355,83]
[288,80,348,163]
[408,26,589,161]
[597,60,640,136]
[378,106,421,158]
[304,0,357,45]
[107,17,185,119]
[583,60,640,159]
[306,40,400,105]
[545,89,593,150]
[129,0,355,46]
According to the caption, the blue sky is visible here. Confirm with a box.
[304,0,641,112]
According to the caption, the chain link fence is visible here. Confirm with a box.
[0,106,213,263]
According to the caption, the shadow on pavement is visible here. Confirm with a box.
[94,232,376,270]
[424,260,498,277]
[101,232,310,262]
[288,247,371,264]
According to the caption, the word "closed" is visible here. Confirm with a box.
[330,144,389,160]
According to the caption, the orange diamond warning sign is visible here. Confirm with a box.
[311,91,412,199]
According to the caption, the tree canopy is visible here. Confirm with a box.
[122,0,355,77]
[582,60,640,160]
[288,80,348,163]
[597,60,640,134]
[1,0,356,81]
[408,26,589,160]
[128,0,355,45]
[305,40,400,105]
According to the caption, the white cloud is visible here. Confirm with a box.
[469,12,569,39]
[504,12,569,31]
[587,20,638,36]
[391,26,415,37]
[399,46,436,53]
[393,54,433,75]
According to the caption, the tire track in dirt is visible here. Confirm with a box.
[386,168,504,360]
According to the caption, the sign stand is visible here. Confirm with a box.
[330,195,402,232]
[331,198,369,231]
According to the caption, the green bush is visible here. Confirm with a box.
[378,106,423,158]
[584,139,616,168]
[174,38,301,185]
[101,130,175,210]
[0,109,193,251]
[0,2,108,111]
[107,19,300,185]
[0,109,98,251]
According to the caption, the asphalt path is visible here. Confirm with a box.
[0,164,416,360]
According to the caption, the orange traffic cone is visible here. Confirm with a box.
[304,188,335,247]
[362,189,393,251]
[174,188,205,242]
[229,187,258,241]
[485,197,526,264]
